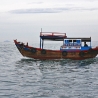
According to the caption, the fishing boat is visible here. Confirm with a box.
[14,31,98,60]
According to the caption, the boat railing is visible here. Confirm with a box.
[40,32,66,37]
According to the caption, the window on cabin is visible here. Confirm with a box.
[77,40,81,46]
[69,40,72,42]
[73,40,76,42]
[77,40,81,43]
[64,40,69,43]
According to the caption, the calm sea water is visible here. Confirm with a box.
[0,41,98,98]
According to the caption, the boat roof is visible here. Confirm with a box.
[65,37,91,42]
[40,32,91,42]
[40,32,67,41]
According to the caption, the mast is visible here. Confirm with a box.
[40,28,42,49]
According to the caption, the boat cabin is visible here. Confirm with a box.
[40,31,91,51]
[60,37,91,51]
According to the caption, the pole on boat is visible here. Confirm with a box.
[40,37,41,49]
[42,39,44,49]
[40,28,42,49]
[41,28,44,49]
[90,37,91,47]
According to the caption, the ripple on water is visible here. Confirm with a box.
[0,42,98,98]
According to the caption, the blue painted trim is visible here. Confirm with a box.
[81,46,91,50]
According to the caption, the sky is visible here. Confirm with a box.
[0,0,98,43]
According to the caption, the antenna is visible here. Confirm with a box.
[41,28,42,32]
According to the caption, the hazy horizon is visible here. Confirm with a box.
[0,0,98,43]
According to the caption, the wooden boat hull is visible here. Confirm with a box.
[14,40,98,60]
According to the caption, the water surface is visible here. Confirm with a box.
[0,42,98,98]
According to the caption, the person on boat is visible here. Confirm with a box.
[84,42,88,47]
[26,42,28,46]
